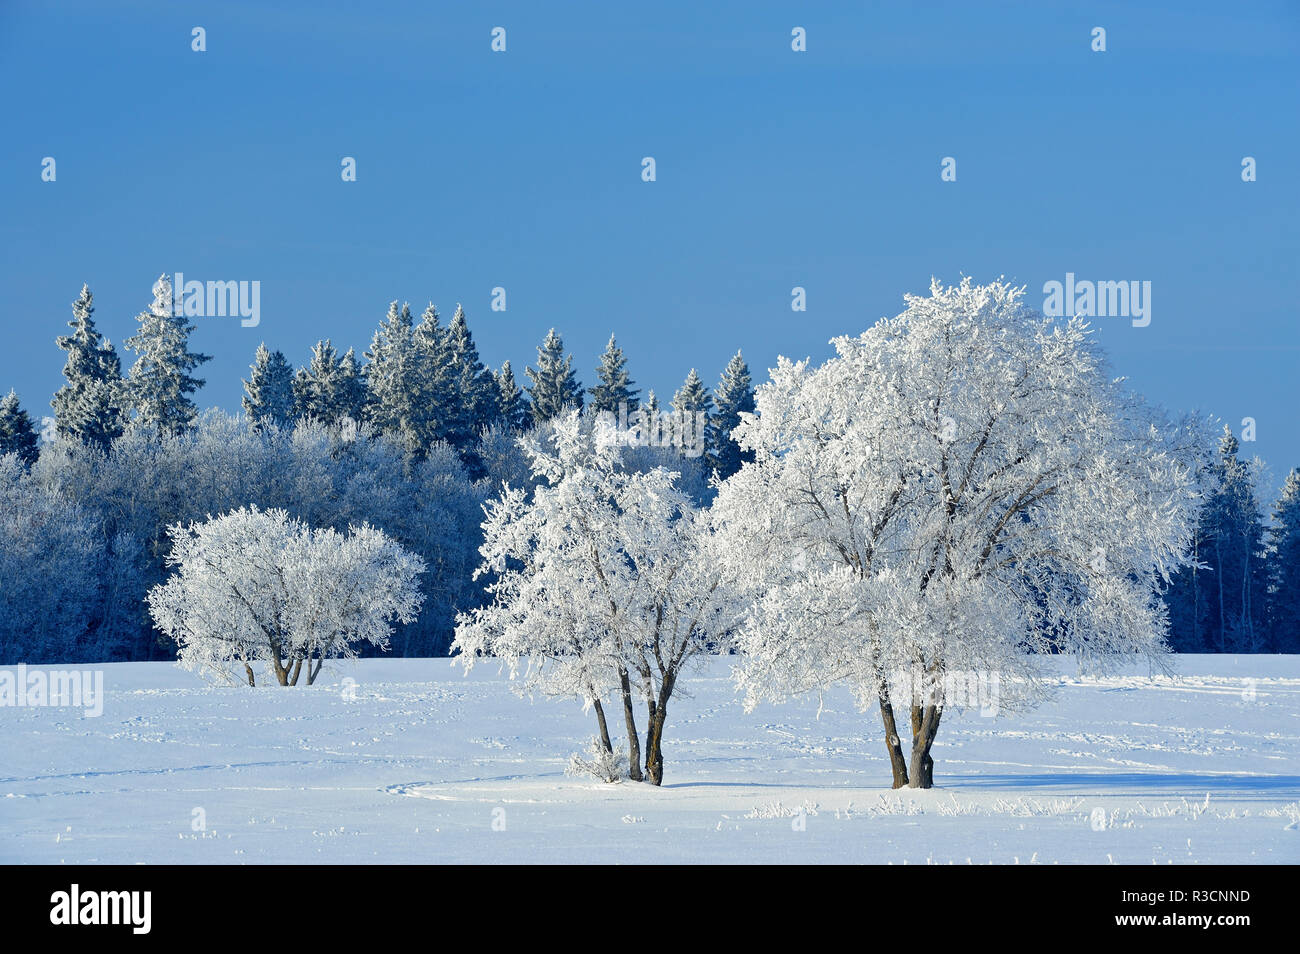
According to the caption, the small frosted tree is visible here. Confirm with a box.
[148,506,425,686]
[588,334,638,416]
[454,411,727,784]
[710,350,755,479]
[712,278,1203,789]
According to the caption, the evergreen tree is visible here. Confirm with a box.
[526,328,583,424]
[241,343,295,428]
[1203,427,1268,651]
[1266,469,1300,652]
[364,301,423,451]
[337,347,367,424]
[124,274,210,436]
[494,360,528,431]
[588,334,638,417]
[710,349,755,479]
[670,368,713,460]
[293,338,350,423]
[52,284,127,448]
[442,304,499,448]
[0,391,39,465]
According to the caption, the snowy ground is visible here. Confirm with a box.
[1,655,1297,864]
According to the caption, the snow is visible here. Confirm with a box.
[1,655,1297,864]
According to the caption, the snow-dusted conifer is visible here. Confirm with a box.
[241,343,295,427]
[588,334,638,416]
[710,350,755,479]
[124,274,210,436]
[526,328,583,424]
[52,284,127,448]
[0,392,40,465]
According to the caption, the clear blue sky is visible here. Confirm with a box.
[2,1,1297,492]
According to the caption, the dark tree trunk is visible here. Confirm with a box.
[643,673,676,786]
[878,694,910,788]
[306,654,323,686]
[591,697,614,755]
[288,657,303,686]
[618,666,643,782]
[908,704,943,789]
[244,663,256,687]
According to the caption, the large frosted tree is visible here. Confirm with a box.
[526,328,583,424]
[242,343,295,428]
[124,274,210,436]
[712,278,1203,789]
[52,284,127,448]
[441,304,499,449]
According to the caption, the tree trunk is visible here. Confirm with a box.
[244,663,256,687]
[591,697,614,755]
[908,704,943,789]
[878,694,910,788]
[643,673,676,786]
[306,655,323,686]
[270,645,290,686]
[288,657,303,686]
[618,666,643,782]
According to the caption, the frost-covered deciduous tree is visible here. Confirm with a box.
[454,411,728,784]
[148,506,425,686]
[712,278,1203,789]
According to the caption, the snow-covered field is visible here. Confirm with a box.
[2,655,1297,864]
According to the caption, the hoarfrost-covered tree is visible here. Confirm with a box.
[0,392,40,466]
[526,328,583,423]
[52,284,127,448]
[712,278,1203,789]
[124,274,210,436]
[242,343,295,428]
[148,506,425,686]
[453,411,728,784]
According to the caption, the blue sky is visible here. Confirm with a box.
[2,1,1297,491]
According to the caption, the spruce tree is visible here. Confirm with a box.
[242,343,295,428]
[124,274,210,437]
[526,328,583,424]
[293,338,348,423]
[52,284,127,448]
[588,334,638,417]
[670,368,713,459]
[1266,469,1300,652]
[494,360,528,431]
[1203,427,1268,651]
[710,350,755,479]
[0,391,39,465]
[337,347,367,424]
[364,301,422,451]
[443,304,499,448]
